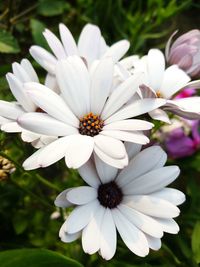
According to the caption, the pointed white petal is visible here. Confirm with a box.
[82,205,105,254]
[59,23,78,56]
[150,188,185,206]
[78,24,101,65]
[0,100,24,119]
[65,200,99,234]
[103,119,153,131]
[56,58,90,117]
[100,208,117,260]
[78,159,101,188]
[112,208,149,257]
[122,166,180,195]
[25,82,79,127]
[12,62,30,82]
[44,73,59,93]
[66,186,97,205]
[102,73,144,120]
[43,29,67,59]
[30,45,57,74]
[149,109,171,124]
[146,235,161,251]
[124,195,180,218]
[105,98,166,124]
[21,130,39,142]
[59,223,81,243]
[94,153,118,183]
[155,218,179,234]
[20,59,39,82]
[101,130,149,145]
[118,204,163,238]
[90,57,113,114]
[116,146,167,187]
[18,112,78,136]
[124,142,142,160]
[65,135,94,169]
[1,122,22,132]
[54,189,73,208]
[23,147,44,170]
[103,40,130,63]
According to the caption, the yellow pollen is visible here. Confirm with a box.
[156,91,163,98]
[79,112,104,137]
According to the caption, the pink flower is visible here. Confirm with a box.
[165,30,200,78]
[175,88,196,99]
[165,120,200,159]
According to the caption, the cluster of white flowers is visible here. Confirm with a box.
[1,23,200,260]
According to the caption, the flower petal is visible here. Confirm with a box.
[146,235,161,251]
[65,135,94,169]
[155,218,179,234]
[54,189,73,208]
[150,188,185,206]
[103,40,130,63]
[124,142,142,160]
[0,100,24,120]
[66,186,97,205]
[59,23,78,56]
[59,223,81,243]
[20,59,39,82]
[103,119,153,131]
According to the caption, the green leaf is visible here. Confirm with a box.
[30,19,48,48]
[0,249,83,267]
[12,211,28,235]
[0,30,20,53]
[192,221,200,263]
[38,0,70,16]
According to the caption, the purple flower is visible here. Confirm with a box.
[165,120,200,159]
[165,30,200,78]
[175,88,196,99]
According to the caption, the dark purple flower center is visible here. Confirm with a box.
[98,181,123,209]
[79,112,104,137]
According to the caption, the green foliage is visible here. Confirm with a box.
[0,249,83,267]
[192,221,200,263]
[0,30,20,53]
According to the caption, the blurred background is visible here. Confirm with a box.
[0,0,200,266]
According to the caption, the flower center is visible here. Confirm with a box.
[156,90,163,98]
[98,181,123,209]
[79,112,104,137]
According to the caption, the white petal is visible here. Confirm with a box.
[18,112,78,136]
[23,147,44,170]
[94,153,118,183]
[12,62,30,82]
[82,205,105,254]
[116,146,167,187]
[155,218,179,234]
[65,200,99,234]
[94,134,127,159]
[160,65,190,99]
[94,146,128,169]
[104,119,153,131]
[123,195,180,218]
[21,130,39,142]
[100,208,117,260]
[112,208,149,257]
[103,40,130,63]
[54,189,73,208]
[59,223,81,243]
[147,49,165,90]
[101,73,144,120]
[56,58,90,117]
[150,188,185,206]
[105,98,166,124]
[78,159,101,188]
[124,142,142,160]
[37,136,69,167]
[65,135,94,168]
[149,109,171,124]
[122,166,180,195]
[30,45,57,74]
[59,23,78,56]
[78,24,101,65]
[25,82,79,127]
[1,122,22,132]
[90,57,113,114]
[0,116,12,124]
[66,186,97,205]
[20,59,39,82]
[43,29,67,59]
[101,130,149,145]
[44,73,59,93]
[118,204,163,238]
[146,235,161,251]
[0,100,24,120]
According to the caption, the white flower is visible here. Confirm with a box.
[18,56,166,169]
[131,49,200,122]
[55,144,185,260]
[0,59,56,148]
[30,23,130,79]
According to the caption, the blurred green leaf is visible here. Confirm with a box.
[0,249,84,267]
[192,221,200,263]
[0,30,20,53]
[38,0,70,16]
[30,19,47,48]
[12,211,28,234]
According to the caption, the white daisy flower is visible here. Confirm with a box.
[129,49,200,123]
[18,56,166,169]
[30,23,130,84]
[0,59,56,148]
[55,144,185,260]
